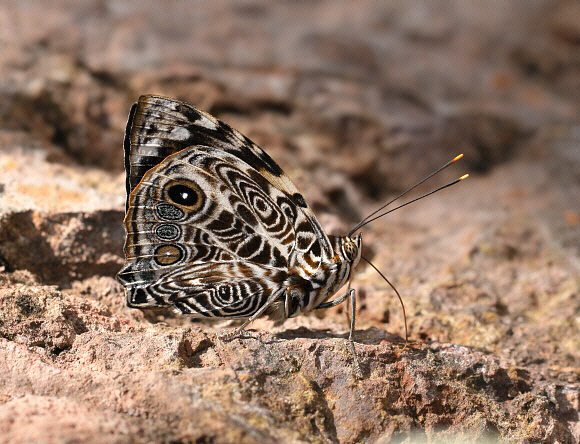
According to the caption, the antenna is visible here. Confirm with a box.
[348,154,467,237]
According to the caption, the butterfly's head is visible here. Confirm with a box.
[340,232,362,268]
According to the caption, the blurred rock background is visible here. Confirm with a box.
[0,1,579,443]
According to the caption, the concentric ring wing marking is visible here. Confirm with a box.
[118,94,332,317]
[127,95,334,263]
[122,261,287,319]
[122,147,295,269]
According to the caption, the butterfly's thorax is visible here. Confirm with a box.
[284,233,362,318]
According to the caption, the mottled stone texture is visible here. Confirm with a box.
[0,1,579,443]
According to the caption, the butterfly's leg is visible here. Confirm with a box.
[218,289,285,341]
[314,288,362,378]
[347,288,363,378]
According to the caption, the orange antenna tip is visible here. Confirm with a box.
[452,154,464,162]
[459,174,469,180]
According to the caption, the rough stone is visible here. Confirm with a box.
[0,1,579,443]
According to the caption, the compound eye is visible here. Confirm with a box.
[343,241,358,262]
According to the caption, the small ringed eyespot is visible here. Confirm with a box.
[154,245,183,266]
[155,223,180,241]
[156,203,185,220]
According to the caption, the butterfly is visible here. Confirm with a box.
[117,95,467,376]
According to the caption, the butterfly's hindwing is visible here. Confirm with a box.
[129,262,287,318]
[118,95,338,318]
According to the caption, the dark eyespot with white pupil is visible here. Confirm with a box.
[168,184,198,206]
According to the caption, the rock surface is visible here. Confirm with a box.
[1,1,579,443]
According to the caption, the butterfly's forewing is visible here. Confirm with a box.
[123,100,211,208]
[118,95,334,318]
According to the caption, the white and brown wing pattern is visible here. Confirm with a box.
[117,95,337,320]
